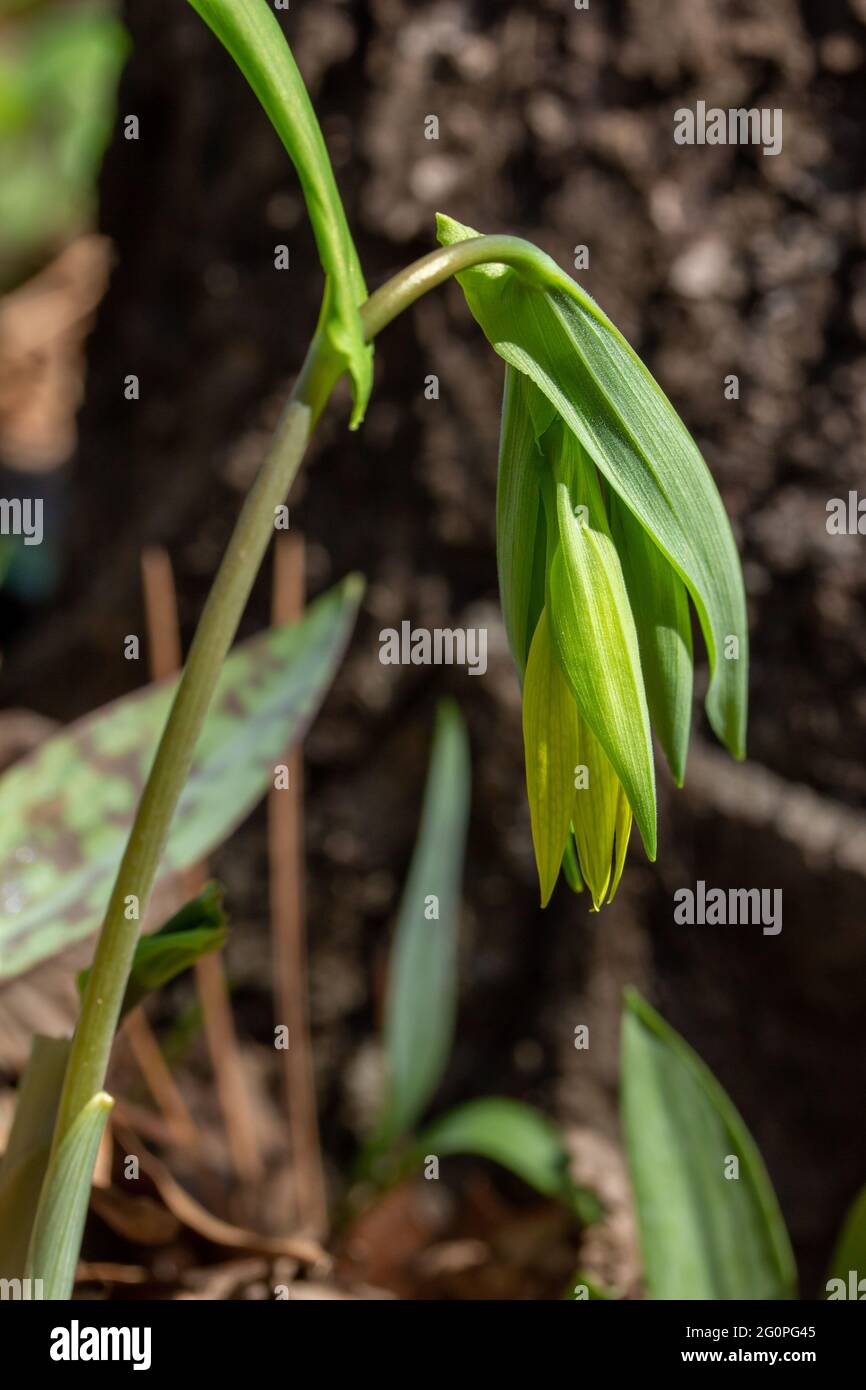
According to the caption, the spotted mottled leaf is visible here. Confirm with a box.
[0,576,363,981]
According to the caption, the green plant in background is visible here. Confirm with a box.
[614,989,866,1301]
[0,580,362,980]
[0,1,128,285]
[620,990,795,1301]
[0,584,361,1289]
[0,883,226,1290]
[0,0,749,1295]
[358,701,600,1229]
[826,1182,866,1299]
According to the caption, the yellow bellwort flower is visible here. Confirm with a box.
[436,215,748,908]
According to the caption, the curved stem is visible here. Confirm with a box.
[53,383,325,1145]
[50,237,537,1153]
[360,234,561,341]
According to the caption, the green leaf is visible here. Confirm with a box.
[0,1035,69,1280]
[0,9,128,282]
[436,212,748,761]
[609,785,632,903]
[523,607,580,906]
[546,425,656,859]
[496,365,554,675]
[572,713,623,909]
[621,989,796,1300]
[77,882,227,1022]
[376,701,471,1148]
[0,576,363,981]
[25,1090,113,1299]
[187,0,372,426]
[609,493,693,785]
[827,1184,866,1292]
[560,834,584,895]
[418,1098,601,1225]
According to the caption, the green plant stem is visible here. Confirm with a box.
[53,393,316,1146]
[359,234,563,340]
[50,236,532,1156]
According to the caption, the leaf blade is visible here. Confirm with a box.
[547,431,656,858]
[418,1098,601,1224]
[0,1035,70,1280]
[827,1184,866,1291]
[496,365,553,675]
[621,989,796,1300]
[609,493,693,785]
[376,700,471,1147]
[572,713,621,908]
[25,1090,114,1299]
[187,0,371,425]
[0,576,363,981]
[522,607,580,906]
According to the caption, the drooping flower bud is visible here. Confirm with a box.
[437,213,748,907]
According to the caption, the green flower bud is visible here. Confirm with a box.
[436,214,748,907]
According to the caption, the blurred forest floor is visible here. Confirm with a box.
[1,0,865,1298]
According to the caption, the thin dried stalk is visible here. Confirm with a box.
[269,534,327,1235]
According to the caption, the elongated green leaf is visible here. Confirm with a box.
[77,882,227,1022]
[523,607,580,906]
[376,701,471,1148]
[25,1090,113,1299]
[187,0,371,426]
[609,493,693,785]
[546,426,656,858]
[437,212,747,761]
[827,1184,866,1292]
[621,989,796,1300]
[418,1098,601,1225]
[496,366,554,675]
[0,576,363,981]
[572,713,622,909]
[609,786,632,903]
[0,1035,69,1279]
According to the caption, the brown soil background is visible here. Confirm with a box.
[2,0,866,1297]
